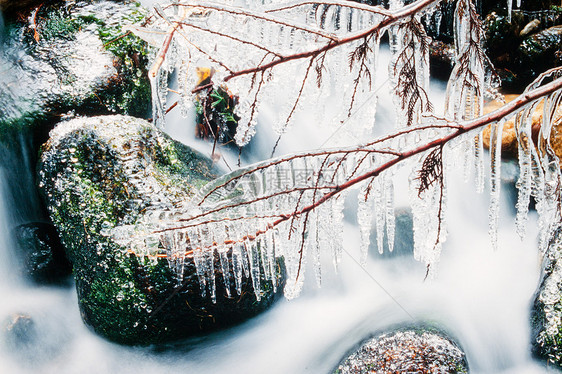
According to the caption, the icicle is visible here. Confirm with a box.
[312,209,322,288]
[507,0,513,23]
[280,218,306,300]
[192,242,207,297]
[244,241,262,301]
[357,178,375,264]
[149,68,167,129]
[388,0,403,58]
[488,120,504,250]
[463,136,475,183]
[373,177,386,255]
[219,249,231,298]
[232,244,243,296]
[234,100,259,147]
[475,132,485,193]
[385,173,396,253]
[258,235,271,281]
[206,247,217,303]
[265,229,277,292]
[434,6,442,37]
[331,193,346,273]
[515,109,534,239]
[240,242,250,279]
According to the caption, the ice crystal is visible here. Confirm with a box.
[131,0,384,147]
[488,120,504,250]
[112,123,457,299]
[115,0,562,301]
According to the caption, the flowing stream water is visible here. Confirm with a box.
[0,5,556,372]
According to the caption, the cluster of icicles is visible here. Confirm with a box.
[112,0,562,302]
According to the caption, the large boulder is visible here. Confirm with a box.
[334,326,469,373]
[38,115,282,345]
[0,0,151,147]
[532,227,562,367]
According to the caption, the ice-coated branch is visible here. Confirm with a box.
[221,0,439,82]
[135,0,439,140]
[113,74,562,300]
[121,0,562,301]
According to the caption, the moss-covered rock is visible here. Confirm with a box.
[333,325,469,373]
[531,226,562,367]
[38,115,282,345]
[519,25,562,80]
[0,0,152,148]
[484,8,562,91]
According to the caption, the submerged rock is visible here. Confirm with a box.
[2,314,36,350]
[532,227,562,367]
[1,311,69,365]
[334,326,468,373]
[38,115,282,345]
[13,222,71,284]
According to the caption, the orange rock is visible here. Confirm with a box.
[482,94,562,163]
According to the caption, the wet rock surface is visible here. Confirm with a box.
[532,227,562,368]
[334,326,468,374]
[0,0,151,145]
[484,8,562,90]
[38,115,282,345]
[13,221,71,284]
[482,94,562,162]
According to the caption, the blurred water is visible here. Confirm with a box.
[0,7,554,374]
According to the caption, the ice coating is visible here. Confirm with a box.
[137,0,385,146]
[116,0,562,301]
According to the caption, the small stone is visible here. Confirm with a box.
[334,326,468,374]
[520,19,541,38]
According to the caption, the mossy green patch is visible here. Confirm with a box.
[39,116,282,345]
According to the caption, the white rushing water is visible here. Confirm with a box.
[0,37,554,372]
[0,2,556,373]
